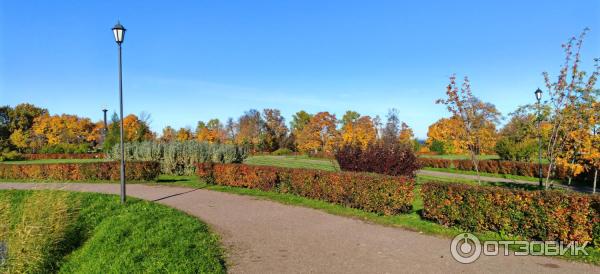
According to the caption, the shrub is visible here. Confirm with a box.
[494,138,537,162]
[21,153,105,160]
[108,141,248,175]
[0,149,22,161]
[428,140,447,155]
[421,182,600,245]
[0,161,160,181]
[335,143,421,177]
[198,163,415,215]
[271,148,293,156]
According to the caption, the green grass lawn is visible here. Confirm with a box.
[244,155,339,171]
[0,190,225,273]
[418,154,500,160]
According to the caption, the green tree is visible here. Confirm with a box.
[0,106,12,150]
[341,110,360,128]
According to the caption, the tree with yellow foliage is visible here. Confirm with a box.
[540,29,599,189]
[176,127,194,141]
[341,115,377,149]
[426,117,467,154]
[296,112,339,154]
[30,114,96,151]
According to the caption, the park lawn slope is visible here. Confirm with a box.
[0,190,225,274]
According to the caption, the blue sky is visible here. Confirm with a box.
[1,1,599,138]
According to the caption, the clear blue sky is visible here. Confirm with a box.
[1,1,599,138]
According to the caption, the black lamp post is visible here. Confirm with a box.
[112,21,126,203]
[535,88,543,188]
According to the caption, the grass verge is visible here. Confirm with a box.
[0,190,225,273]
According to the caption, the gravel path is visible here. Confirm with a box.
[1,183,598,273]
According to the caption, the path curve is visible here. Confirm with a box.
[1,183,597,274]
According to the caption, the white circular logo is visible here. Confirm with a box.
[450,233,481,264]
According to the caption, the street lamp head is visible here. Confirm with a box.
[112,21,126,44]
[534,88,542,101]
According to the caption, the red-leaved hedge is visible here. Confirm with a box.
[197,163,415,215]
[21,153,106,160]
[418,158,590,181]
[0,161,160,181]
[335,143,421,177]
[421,182,600,245]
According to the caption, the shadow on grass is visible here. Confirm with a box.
[486,181,543,191]
[156,178,193,183]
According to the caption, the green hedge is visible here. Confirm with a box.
[421,182,600,246]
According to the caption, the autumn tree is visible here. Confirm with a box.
[437,75,501,183]
[7,103,47,151]
[495,107,543,162]
[103,113,154,150]
[288,110,313,151]
[381,109,401,145]
[261,109,288,152]
[540,29,599,189]
[235,110,263,151]
[122,114,154,142]
[8,103,47,133]
[161,126,176,142]
[31,114,96,151]
[341,110,360,128]
[224,118,237,143]
[341,114,377,149]
[0,106,12,150]
[176,127,194,141]
[296,112,339,154]
[398,122,415,147]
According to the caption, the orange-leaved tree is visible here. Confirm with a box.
[296,112,339,154]
[437,75,501,184]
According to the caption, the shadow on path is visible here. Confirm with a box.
[152,188,199,202]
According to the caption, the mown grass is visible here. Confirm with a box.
[418,154,500,160]
[244,155,339,171]
[422,167,590,188]
[0,190,225,273]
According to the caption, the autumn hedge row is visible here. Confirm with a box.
[0,161,160,181]
[418,158,592,180]
[21,153,106,160]
[421,182,600,246]
[197,163,415,215]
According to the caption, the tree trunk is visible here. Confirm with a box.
[470,152,481,185]
[594,169,597,194]
[544,163,553,190]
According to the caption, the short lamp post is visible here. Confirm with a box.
[112,21,126,203]
[535,88,543,188]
